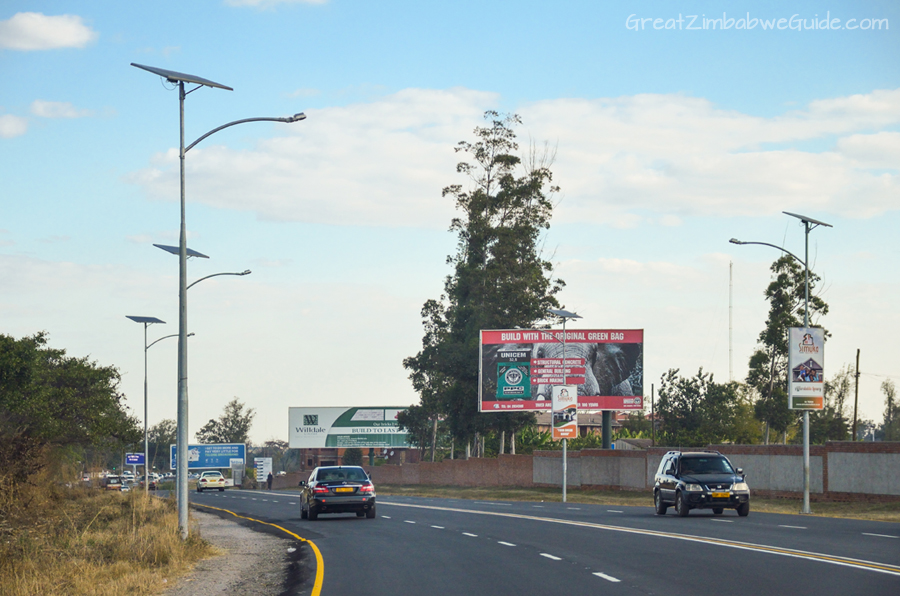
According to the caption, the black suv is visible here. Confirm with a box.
[653,451,750,517]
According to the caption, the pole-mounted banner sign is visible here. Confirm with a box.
[788,327,825,410]
[552,385,578,440]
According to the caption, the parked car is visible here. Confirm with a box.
[196,471,226,492]
[299,466,376,520]
[653,450,750,517]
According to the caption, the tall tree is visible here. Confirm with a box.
[147,418,176,472]
[195,397,255,444]
[801,365,851,444]
[746,255,829,443]
[882,379,899,441]
[403,111,564,453]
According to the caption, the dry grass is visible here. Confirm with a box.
[0,484,216,596]
[377,485,900,523]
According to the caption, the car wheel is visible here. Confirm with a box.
[675,491,690,517]
[713,508,724,515]
[737,501,750,517]
[356,511,365,517]
[300,503,308,519]
[219,487,224,492]
[654,491,668,515]
[308,505,318,521]
[197,487,202,493]
[366,505,376,519]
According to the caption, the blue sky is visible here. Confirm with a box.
[2,0,898,444]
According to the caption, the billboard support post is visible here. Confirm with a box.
[548,308,582,503]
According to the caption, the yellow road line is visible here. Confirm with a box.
[192,502,324,595]
[382,501,900,577]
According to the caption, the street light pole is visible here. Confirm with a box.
[730,211,831,515]
[548,308,582,504]
[132,62,306,539]
[125,316,165,497]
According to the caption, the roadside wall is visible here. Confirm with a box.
[292,442,900,501]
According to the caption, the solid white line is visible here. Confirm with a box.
[540,553,562,561]
[498,541,516,546]
[463,532,478,537]
[431,525,444,529]
[593,572,621,583]
[863,533,898,539]
[779,525,807,529]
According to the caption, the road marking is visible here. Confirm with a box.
[191,503,324,596]
[463,532,478,537]
[404,520,416,524]
[272,500,279,503]
[568,507,582,511]
[289,502,297,505]
[381,501,900,578]
[477,501,512,506]
[863,533,898,539]
[431,525,444,529]
[711,519,733,523]
[532,505,544,508]
[382,516,391,519]
[498,541,516,546]
[779,525,807,529]
[607,510,623,513]
[540,553,562,560]
[593,572,621,583]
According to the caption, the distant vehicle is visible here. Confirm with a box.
[101,475,122,490]
[196,471,226,492]
[653,450,750,517]
[276,471,287,476]
[299,466,376,520]
[120,481,131,493]
[140,477,158,491]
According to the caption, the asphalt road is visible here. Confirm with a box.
[190,489,900,595]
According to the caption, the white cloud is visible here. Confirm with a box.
[30,100,91,119]
[126,87,900,229]
[0,12,97,51]
[0,114,27,138]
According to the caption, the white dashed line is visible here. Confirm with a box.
[863,533,898,539]
[382,516,391,519]
[498,541,516,546]
[405,520,416,524]
[431,525,444,529]
[779,525,807,529]
[567,507,582,511]
[272,500,279,503]
[711,519,733,523]
[540,553,562,561]
[289,502,296,505]
[606,510,623,513]
[463,532,478,537]
[532,505,544,508]
[593,572,621,583]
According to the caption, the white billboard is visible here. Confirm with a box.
[288,407,410,449]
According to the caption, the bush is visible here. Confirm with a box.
[342,448,363,465]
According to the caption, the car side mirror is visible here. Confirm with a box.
[736,468,744,476]
[298,480,306,487]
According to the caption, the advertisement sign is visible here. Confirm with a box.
[788,327,825,410]
[125,453,145,466]
[255,457,272,480]
[552,385,578,440]
[288,407,411,449]
[169,443,247,470]
[479,329,644,412]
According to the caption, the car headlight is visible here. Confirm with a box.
[733,482,749,492]
[685,484,704,492]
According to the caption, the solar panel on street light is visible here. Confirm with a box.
[153,244,210,259]
[130,63,233,91]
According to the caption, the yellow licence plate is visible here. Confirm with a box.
[712,492,730,498]
[334,487,354,493]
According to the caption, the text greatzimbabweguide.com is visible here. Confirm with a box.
[626,12,889,32]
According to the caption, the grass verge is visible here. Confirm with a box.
[0,485,216,596]
[377,485,900,523]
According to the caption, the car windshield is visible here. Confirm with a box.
[318,468,368,482]
[680,457,734,475]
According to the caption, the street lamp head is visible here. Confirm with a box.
[240,270,251,276]
[729,238,744,245]
[286,112,306,122]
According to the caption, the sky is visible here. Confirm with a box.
[1,0,898,445]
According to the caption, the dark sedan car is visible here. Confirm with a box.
[299,466,376,520]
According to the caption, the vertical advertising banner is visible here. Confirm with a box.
[479,329,644,412]
[552,385,578,440]
[788,327,825,410]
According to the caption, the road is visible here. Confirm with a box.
[190,489,900,595]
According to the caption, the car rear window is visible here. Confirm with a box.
[318,468,368,482]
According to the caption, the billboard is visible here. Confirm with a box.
[288,407,411,449]
[480,329,644,412]
[788,327,825,410]
[552,385,578,440]
[125,453,145,466]
[169,443,246,470]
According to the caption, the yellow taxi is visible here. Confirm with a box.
[196,471,226,492]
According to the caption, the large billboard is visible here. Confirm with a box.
[479,329,644,412]
[288,407,411,449]
[169,443,246,470]
[788,327,825,410]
